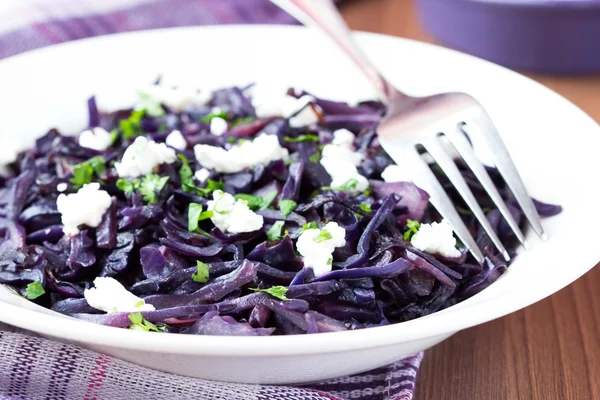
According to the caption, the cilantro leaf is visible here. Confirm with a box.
[403,219,421,240]
[116,178,139,195]
[226,137,236,144]
[128,312,166,332]
[313,229,333,243]
[25,281,45,300]
[335,178,358,192]
[279,200,297,217]
[70,156,106,189]
[259,191,278,210]
[137,92,165,117]
[249,285,289,301]
[359,203,372,213]
[192,261,210,283]
[120,109,146,140]
[284,134,319,143]
[109,129,120,145]
[188,203,204,232]
[266,221,285,241]
[301,221,318,232]
[326,257,333,265]
[178,154,196,193]
[234,194,264,210]
[309,151,321,163]
[139,174,169,203]
[230,117,256,127]
[196,179,224,197]
[201,110,229,123]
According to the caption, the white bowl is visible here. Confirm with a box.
[0,25,598,384]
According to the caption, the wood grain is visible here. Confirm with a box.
[338,1,600,399]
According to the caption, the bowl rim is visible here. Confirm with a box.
[0,24,598,357]
[452,0,600,10]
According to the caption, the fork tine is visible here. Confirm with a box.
[465,116,546,240]
[423,139,511,262]
[445,128,528,249]
[391,145,485,264]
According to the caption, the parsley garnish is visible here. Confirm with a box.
[226,137,236,143]
[191,261,210,283]
[178,155,223,197]
[116,178,140,195]
[120,109,146,140]
[335,178,358,192]
[313,229,333,243]
[139,174,169,204]
[201,110,229,123]
[403,219,421,240]
[128,312,167,332]
[326,257,333,265]
[308,151,321,163]
[259,191,277,210]
[230,117,255,127]
[301,221,318,232]
[109,129,120,145]
[250,285,289,301]
[279,200,297,217]
[284,134,319,143]
[234,194,264,210]
[359,203,372,213]
[25,281,45,300]
[70,156,106,189]
[137,92,165,117]
[266,221,285,241]
[188,203,214,232]
[197,180,224,197]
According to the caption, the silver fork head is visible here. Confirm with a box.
[378,91,544,264]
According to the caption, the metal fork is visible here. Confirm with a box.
[271,0,546,264]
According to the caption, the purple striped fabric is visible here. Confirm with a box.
[0,1,423,399]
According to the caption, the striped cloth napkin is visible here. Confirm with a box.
[0,1,423,399]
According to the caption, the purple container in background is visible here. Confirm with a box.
[415,0,600,73]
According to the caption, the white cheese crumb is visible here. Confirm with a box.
[287,95,320,128]
[249,85,320,126]
[320,144,368,195]
[296,222,346,276]
[78,127,113,151]
[165,130,187,150]
[194,133,289,174]
[210,117,228,136]
[207,190,264,233]
[115,136,177,178]
[332,128,355,148]
[56,183,68,192]
[84,277,155,313]
[381,164,413,183]
[56,183,111,237]
[141,85,210,112]
[194,168,211,183]
[410,219,461,258]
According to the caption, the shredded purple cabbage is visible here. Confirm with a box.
[0,85,561,336]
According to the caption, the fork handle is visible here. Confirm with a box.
[271,0,401,103]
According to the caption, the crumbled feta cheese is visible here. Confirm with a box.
[56,183,111,236]
[332,128,355,148]
[78,127,113,151]
[287,95,320,128]
[207,190,263,233]
[165,130,187,150]
[410,219,461,258]
[141,85,210,112]
[249,85,320,126]
[84,277,155,313]
[56,183,68,192]
[320,144,368,195]
[296,222,346,276]
[194,168,211,183]
[210,117,228,136]
[115,136,177,178]
[194,133,289,174]
[381,165,413,183]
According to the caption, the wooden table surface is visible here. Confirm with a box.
[338,1,600,399]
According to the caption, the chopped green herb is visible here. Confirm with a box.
[230,116,255,127]
[326,257,333,265]
[25,281,45,300]
[362,189,371,197]
[109,129,120,145]
[128,312,166,332]
[196,179,225,197]
[134,300,145,308]
[279,200,297,217]
[313,229,333,243]
[120,109,146,140]
[266,221,285,241]
[116,178,140,195]
[188,203,204,232]
[178,154,196,193]
[403,219,421,240]
[234,194,264,210]
[70,156,106,189]
[359,203,372,213]
[137,92,165,117]
[192,261,210,283]
[259,191,278,210]
[199,211,214,220]
[284,134,319,143]
[249,285,289,301]
[237,138,249,146]
[201,110,229,123]
[335,178,358,192]
[308,151,321,163]
[227,137,236,144]
[139,174,169,203]
[302,221,318,232]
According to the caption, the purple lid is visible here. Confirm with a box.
[415,0,600,73]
